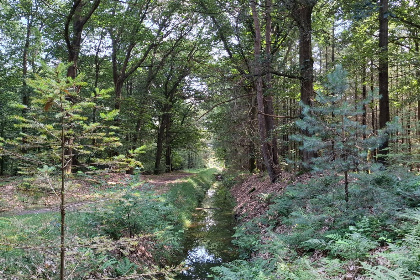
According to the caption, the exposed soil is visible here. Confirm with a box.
[230,171,312,222]
[0,171,193,215]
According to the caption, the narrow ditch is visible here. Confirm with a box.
[175,180,237,279]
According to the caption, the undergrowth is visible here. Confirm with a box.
[0,168,217,279]
[212,168,420,279]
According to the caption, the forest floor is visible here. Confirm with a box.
[0,171,193,216]
[0,169,302,217]
[230,171,312,221]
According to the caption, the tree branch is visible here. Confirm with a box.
[270,70,302,80]
[257,111,297,119]
[197,94,255,120]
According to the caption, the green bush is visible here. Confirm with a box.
[212,259,273,280]
[214,169,420,279]
[87,189,180,239]
[363,208,420,279]
[325,232,378,260]
[231,221,262,259]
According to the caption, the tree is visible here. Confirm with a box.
[251,0,278,182]
[64,0,101,79]
[293,65,387,202]
[289,0,318,164]
[378,0,390,163]
[11,64,122,279]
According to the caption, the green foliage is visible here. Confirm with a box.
[214,169,419,279]
[0,169,217,278]
[292,65,390,174]
[5,63,122,174]
[362,209,420,280]
[325,232,378,260]
[87,189,181,239]
[212,259,272,280]
[231,221,262,259]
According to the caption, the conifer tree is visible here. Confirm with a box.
[3,63,123,279]
[292,65,388,202]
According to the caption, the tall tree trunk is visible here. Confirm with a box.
[263,0,279,166]
[362,63,367,139]
[378,0,390,164]
[154,112,170,174]
[0,121,4,176]
[331,21,335,64]
[165,145,172,173]
[251,0,277,182]
[292,2,316,164]
[154,118,166,175]
[248,95,257,173]
[114,80,124,111]
[414,35,420,137]
[22,14,32,114]
[165,119,172,173]
[63,0,101,174]
[21,14,32,156]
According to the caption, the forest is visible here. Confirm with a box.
[0,0,419,279]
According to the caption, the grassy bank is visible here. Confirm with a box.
[212,168,420,280]
[0,168,217,279]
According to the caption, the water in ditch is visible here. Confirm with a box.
[175,181,238,279]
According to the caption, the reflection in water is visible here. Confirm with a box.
[175,182,237,279]
[185,246,221,264]
[180,246,222,277]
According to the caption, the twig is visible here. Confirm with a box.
[197,94,255,120]
[257,111,297,119]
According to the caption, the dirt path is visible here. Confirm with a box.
[140,172,193,193]
[0,171,194,216]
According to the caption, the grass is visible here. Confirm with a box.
[0,168,218,279]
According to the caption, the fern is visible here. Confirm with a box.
[362,209,420,279]
[326,232,377,260]
[362,263,412,280]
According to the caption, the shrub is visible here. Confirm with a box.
[325,232,378,260]
[215,169,419,279]
[363,208,420,279]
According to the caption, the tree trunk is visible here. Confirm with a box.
[293,3,316,164]
[414,35,420,138]
[114,80,124,111]
[22,14,32,112]
[344,170,349,203]
[378,0,390,164]
[251,0,277,182]
[263,0,279,166]
[0,121,4,176]
[165,119,172,173]
[154,112,170,174]
[21,11,34,153]
[362,63,367,139]
[154,118,166,175]
[248,95,257,173]
[165,145,172,173]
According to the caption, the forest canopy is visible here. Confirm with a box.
[0,0,419,278]
[0,0,418,176]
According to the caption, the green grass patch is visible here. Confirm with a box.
[0,169,217,279]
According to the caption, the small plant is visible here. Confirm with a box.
[114,257,137,277]
[325,232,378,260]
